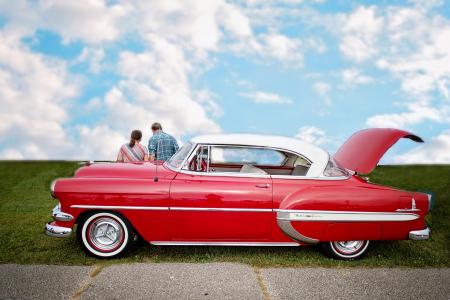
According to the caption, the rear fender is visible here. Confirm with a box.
[276,184,422,242]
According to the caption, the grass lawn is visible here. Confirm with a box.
[0,161,448,267]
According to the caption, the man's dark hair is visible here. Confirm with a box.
[151,122,162,131]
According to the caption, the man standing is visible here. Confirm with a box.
[148,122,179,161]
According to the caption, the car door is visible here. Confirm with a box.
[169,145,274,241]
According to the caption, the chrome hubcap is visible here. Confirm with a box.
[89,218,123,251]
[333,240,365,254]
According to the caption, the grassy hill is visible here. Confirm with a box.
[0,161,448,267]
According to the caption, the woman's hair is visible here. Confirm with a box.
[129,130,142,147]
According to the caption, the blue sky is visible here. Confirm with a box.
[0,0,449,163]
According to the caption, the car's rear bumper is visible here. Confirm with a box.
[45,221,72,238]
[409,227,430,240]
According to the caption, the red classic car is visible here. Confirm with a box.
[45,128,433,260]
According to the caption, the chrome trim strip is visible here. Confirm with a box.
[395,208,420,212]
[171,207,272,212]
[150,241,300,246]
[275,209,419,222]
[276,219,319,244]
[178,168,271,178]
[71,205,169,211]
[409,227,430,240]
[271,175,350,181]
[45,222,72,238]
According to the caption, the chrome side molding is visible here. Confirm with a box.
[71,205,170,211]
[170,207,272,212]
[150,241,300,246]
[276,219,319,244]
[275,209,419,222]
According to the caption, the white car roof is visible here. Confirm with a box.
[190,134,330,177]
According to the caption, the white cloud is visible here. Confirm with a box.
[41,1,129,44]
[394,130,450,164]
[366,102,447,128]
[295,126,328,146]
[219,2,253,38]
[100,36,222,138]
[256,32,304,66]
[0,31,79,159]
[338,6,384,62]
[76,125,127,161]
[376,22,450,100]
[333,1,450,101]
[340,68,373,88]
[313,81,331,104]
[317,1,450,129]
[239,91,293,104]
[0,0,130,44]
[0,148,24,160]
[74,47,105,73]
[228,31,305,67]
[84,97,102,111]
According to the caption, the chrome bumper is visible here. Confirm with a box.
[45,222,72,238]
[409,227,430,240]
[52,204,74,221]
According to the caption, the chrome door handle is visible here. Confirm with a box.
[255,183,270,188]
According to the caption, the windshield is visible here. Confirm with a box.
[167,142,194,169]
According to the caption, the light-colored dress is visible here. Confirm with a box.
[117,143,148,162]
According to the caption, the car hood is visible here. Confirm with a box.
[333,128,423,174]
[74,161,176,179]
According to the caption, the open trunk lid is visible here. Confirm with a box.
[333,128,423,174]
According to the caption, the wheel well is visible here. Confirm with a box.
[75,210,140,238]
[76,210,127,226]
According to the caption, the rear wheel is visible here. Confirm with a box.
[322,240,370,260]
[77,211,135,258]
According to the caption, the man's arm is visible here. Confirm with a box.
[173,138,179,153]
[148,137,156,162]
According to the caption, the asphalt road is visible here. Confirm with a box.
[1,263,449,300]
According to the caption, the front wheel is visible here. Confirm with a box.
[322,240,370,260]
[77,211,135,258]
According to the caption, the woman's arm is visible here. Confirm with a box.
[116,147,124,162]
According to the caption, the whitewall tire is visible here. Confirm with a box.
[322,240,370,260]
[77,211,134,258]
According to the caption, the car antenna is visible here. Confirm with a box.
[154,138,160,182]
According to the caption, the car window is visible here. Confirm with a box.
[167,142,194,169]
[210,146,286,166]
[184,145,209,172]
[323,158,349,177]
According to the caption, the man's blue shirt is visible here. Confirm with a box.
[148,131,179,161]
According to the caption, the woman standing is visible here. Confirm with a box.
[117,130,149,162]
